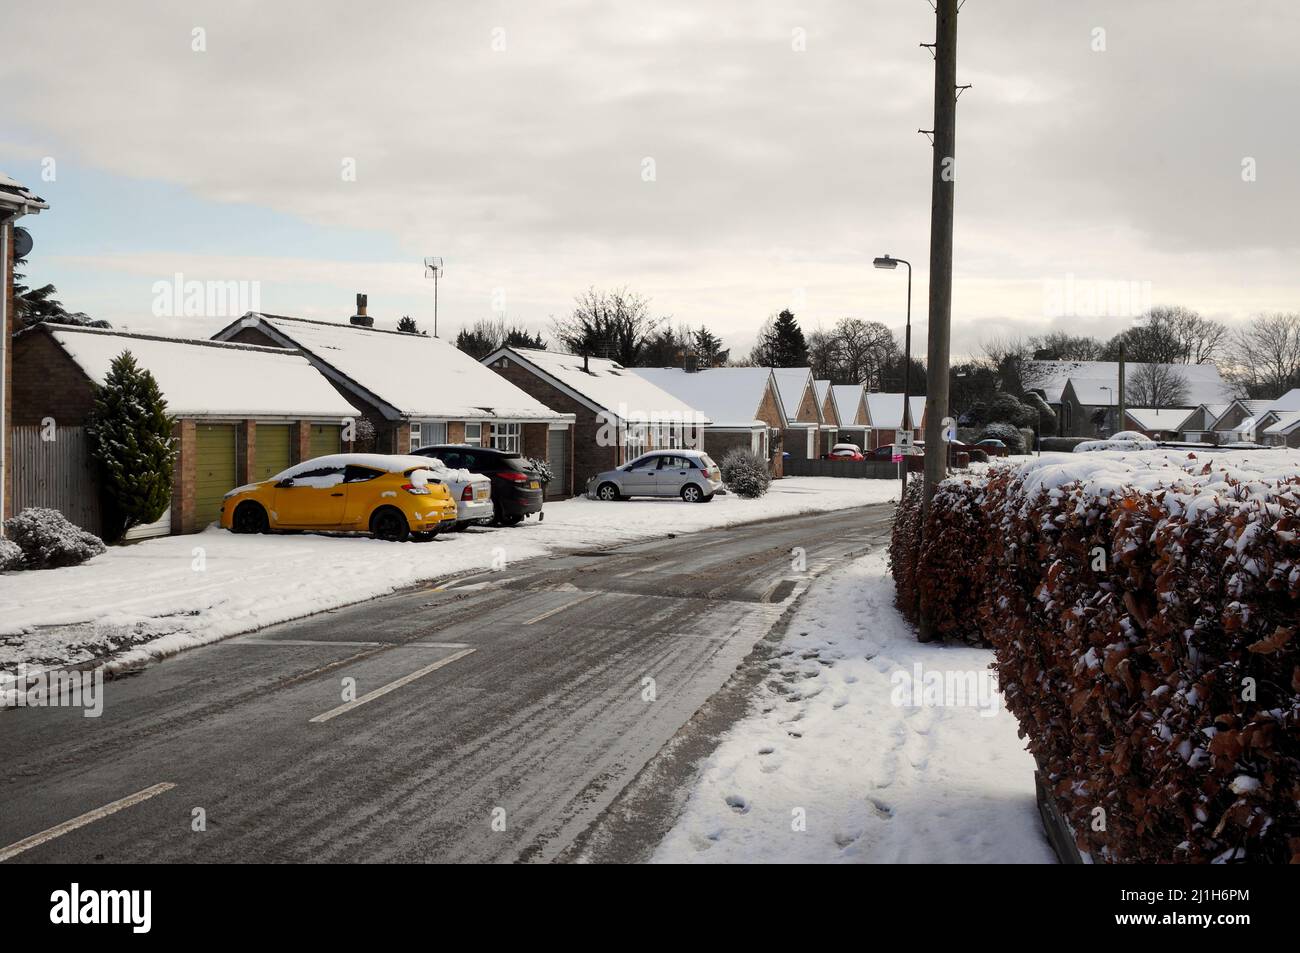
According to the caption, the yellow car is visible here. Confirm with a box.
[220,453,459,541]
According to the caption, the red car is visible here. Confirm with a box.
[824,443,864,462]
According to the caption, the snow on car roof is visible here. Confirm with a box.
[41,324,358,418]
[273,453,478,481]
[631,367,776,428]
[226,314,570,422]
[494,348,710,424]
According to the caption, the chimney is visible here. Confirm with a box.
[350,293,373,328]
[684,351,699,373]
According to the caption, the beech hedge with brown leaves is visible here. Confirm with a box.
[890,450,1300,863]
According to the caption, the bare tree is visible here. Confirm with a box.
[981,335,1045,394]
[1227,312,1300,398]
[1126,362,1189,409]
[551,287,662,366]
[1035,331,1103,361]
[1102,306,1228,365]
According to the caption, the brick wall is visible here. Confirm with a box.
[11,328,97,426]
[3,223,11,519]
[488,357,616,489]
[172,419,196,534]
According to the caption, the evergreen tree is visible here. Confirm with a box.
[693,327,726,367]
[13,256,106,329]
[396,315,427,334]
[759,309,808,367]
[85,351,176,541]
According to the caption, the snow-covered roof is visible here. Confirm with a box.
[487,348,710,424]
[1208,399,1274,431]
[770,368,815,421]
[218,314,568,422]
[631,367,775,428]
[831,385,865,425]
[813,380,840,424]
[1125,407,1193,432]
[1261,388,1300,415]
[1030,360,1235,406]
[0,171,47,213]
[1264,410,1300,435]
[864,393,925,430]
[38,324,359,418]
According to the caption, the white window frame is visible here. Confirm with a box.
[625,424,646,460]
[491,422,520,453]
[409,421,422,452]
[464,422,483,447]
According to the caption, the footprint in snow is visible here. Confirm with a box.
[757,745,776,755]
[868,797,894,819]
[832,697,849,709]
[725,794,750,814]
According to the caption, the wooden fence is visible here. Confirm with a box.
[9,425,103,535]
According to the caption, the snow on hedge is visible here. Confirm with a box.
[891,447,1300,863]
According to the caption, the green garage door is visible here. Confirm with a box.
[309,423,341,458]
[255,424,292,482]
[194,424,237,528]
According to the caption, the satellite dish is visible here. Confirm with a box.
[13,226,33,258]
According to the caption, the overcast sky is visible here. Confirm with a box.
[3,1,1297,360]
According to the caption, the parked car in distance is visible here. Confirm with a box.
[824,442,864,461]
[868,443,925,471]
[974,438,1009,457]
[220,453,459,541]
[946,441,989,463]
[587,449,723,502]
[413,444,544,527]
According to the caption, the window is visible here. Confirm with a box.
[491,422,520,453]
[343,465,384,483]
[409,422,421,452]
[657,456,688,470]
[625,424,646,459]
[464,422,483,447]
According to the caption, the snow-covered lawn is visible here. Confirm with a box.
[653,548,1055,864]
[1,477,897,678]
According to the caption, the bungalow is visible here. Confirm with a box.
[1263,410,1300,447]
[1123,407,1191,441]
[813,380,842,452]
[12,323,359,536]
[2,171,49,527]
[1208,398,1276,443]
[483,347,709,491]
[863,393,926,450]
[631,366,787,475]
[213,304,577,497]
[770,368,823,460]
[1177,403,1229,442]
[1029,360,1236,437]
[830,384,868,449]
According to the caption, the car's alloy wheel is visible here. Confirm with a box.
[370,508,410,542]
[231,502,269,534]
[597,483,620,501]
[681,484,703,503]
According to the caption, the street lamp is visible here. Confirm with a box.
[1099,385,1113,436]
[874,254,912,498]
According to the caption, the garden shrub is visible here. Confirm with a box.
[4,507,106,570]
[719,449,771,498]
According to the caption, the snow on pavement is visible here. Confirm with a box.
[652,548,1055,864]
[1,478,897,678]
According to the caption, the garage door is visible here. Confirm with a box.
[546,428,568,498]
[309,423,341,458]
[194,424,237,528]
[255,424,292,482]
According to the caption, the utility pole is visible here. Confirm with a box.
[917,0,962,643]
[1117,344,1127,432]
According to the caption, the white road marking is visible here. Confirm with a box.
[0,782,176,863]
[521,593,600,625]
[235,639,470,649]
[309,649,476,723]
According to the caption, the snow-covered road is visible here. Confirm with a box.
[653,548,1055,864]
[2,477,898,677]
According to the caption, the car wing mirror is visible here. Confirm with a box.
[275,478,295,488]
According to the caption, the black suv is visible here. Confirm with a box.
[411,444,545,526]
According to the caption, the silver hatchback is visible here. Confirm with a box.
[587,450,724,503]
